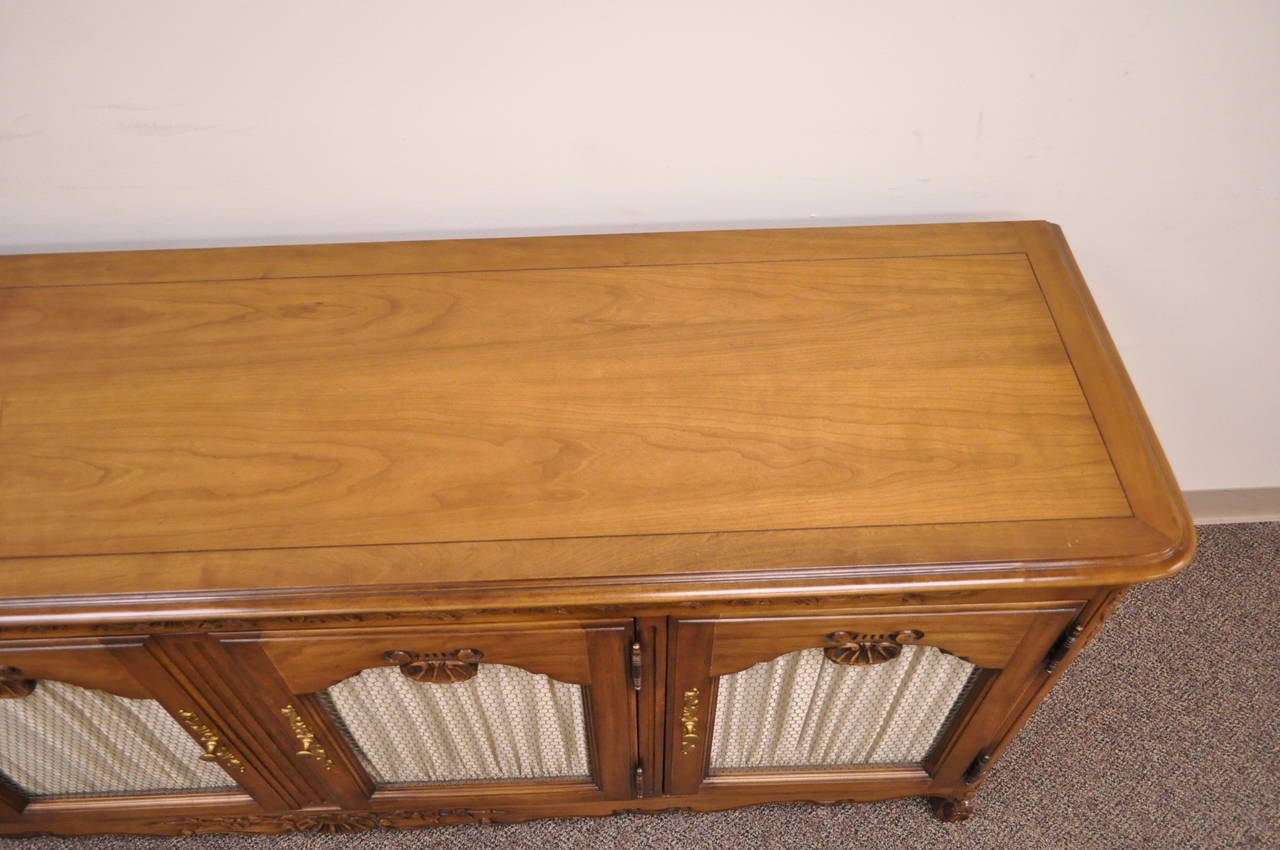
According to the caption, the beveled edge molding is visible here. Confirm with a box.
[0,606,623,636]
[0,590,1050,637]
[5,785,954,836]
[0,553,1188,633]
[0,597,1093,642]
[0,515,1191,618]
[151,808,508,835]
[700,765,930,788]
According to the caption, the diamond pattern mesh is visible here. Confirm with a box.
[0,680,236,798]
[710,645,978,771]
[319,662,590,786]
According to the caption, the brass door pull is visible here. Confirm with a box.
[680,688,700,755]
[176,709,245,773]
[281,704,334,770]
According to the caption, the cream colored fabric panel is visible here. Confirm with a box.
[710,645,976,771]
[323,662,590,785]
[0,680,234,797]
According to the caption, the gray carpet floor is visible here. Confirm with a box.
[8,522,1278,849]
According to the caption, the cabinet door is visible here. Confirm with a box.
[0,636,301,817]
[665,607,1079,797]
[206,620,637,810]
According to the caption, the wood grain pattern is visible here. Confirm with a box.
[1013,222,1192,551]
[1,253,1125,560]
[245,624,597,693]
[0,222,1026,289]
[0,637,153,699]
[0,222,1192,614]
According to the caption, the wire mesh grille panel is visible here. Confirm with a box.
[320,662,591,786]
[0,680,236,798]
[710,645,978,772]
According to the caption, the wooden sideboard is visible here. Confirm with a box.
[0,221,1193,836]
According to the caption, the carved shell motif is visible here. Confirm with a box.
[822,630,923,666]
[0,666,36,698]
[383,649,484,684]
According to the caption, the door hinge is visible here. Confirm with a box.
[630,640,642,690]
[634,764,644,798]
[1045,621,1085,672]
[963,749,992,784]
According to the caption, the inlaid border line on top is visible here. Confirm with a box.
[0,513,1139,563]
[0,246,1134,563]
[0,251,1030,291]
[1015,251,1134,521]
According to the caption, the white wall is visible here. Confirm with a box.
[2,0,1277,491]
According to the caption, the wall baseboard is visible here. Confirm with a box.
[1183,488,1280,524]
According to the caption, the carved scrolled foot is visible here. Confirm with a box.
[928,795,975,822]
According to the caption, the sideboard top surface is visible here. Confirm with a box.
[0,222,1192,610]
